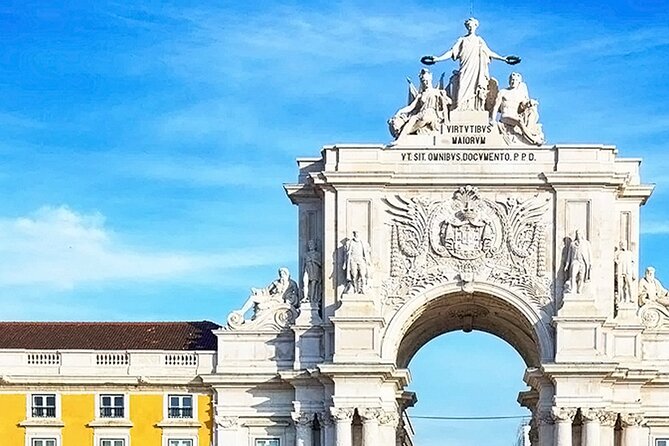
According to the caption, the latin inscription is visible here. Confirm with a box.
[445,124,493,145]
[399,151,537,162]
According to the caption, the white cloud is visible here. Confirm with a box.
[0,206,291,289]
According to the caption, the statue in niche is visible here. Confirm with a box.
[638,266,669,308]
[564,229,592,294]
[231,267,299,321]
[421,17,520,112]
[388,68,451,139]
[302,239,323,304]
[614,241,636,304]
[491,72,545,146]
[343,231,371,294]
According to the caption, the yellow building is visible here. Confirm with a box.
[0,321,218,446]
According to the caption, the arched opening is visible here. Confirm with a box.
[407,331,530,446]
[395,290,542,368]
[381,285,553,446]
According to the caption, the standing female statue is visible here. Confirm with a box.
[422,18,519,112]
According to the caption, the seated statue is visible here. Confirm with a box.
[232,268,300,322]
[491,72,545,146]
[388,68,451,140]
[638,266,669,308]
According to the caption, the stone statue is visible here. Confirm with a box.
[388,68,451,139]
[232,267,299,321]
[422,17,519,112]
[564,229,592,294]
[343,231,371,294]
[491,72,545,146]
[638,267,669,308]
[614,242,636,304]
[303,239,322,304]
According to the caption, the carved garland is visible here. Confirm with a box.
[383,187,551,309]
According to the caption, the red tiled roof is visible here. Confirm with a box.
[0,321,219,351]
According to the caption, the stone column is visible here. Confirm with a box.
[319,412,335,446]
[214,415,240,446]
[359,408,381,446]
[538,409,555,446]
[581,409,602,446]
[552,407,577,446]
[529,417,539,446]
[621,414,644,446]
[378,410,400,446]
[293,411,314,446]
[331,407,354,446]
[599,411,617,446]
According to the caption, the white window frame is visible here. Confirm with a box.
[99,439,126,446]
[27,393,61,420]
[26,433,62,446]
[165,438,196,446]
[95,433,131,446]
[164,394,197,420]
[95,393,129,420]
[30,439,58,446]
[254,439,280,446]
[655,438,669,446]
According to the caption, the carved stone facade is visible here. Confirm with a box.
[383,187,550,309]
[208,17,669,446]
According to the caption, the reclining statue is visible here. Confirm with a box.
[228,268,299,326]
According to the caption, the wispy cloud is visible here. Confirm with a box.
[0,206,291,289]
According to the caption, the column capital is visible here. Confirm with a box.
[292,411,315,427]
[330,407,355,422]
[620,413,644,427]
[215,415,240,429]
[359,407,382,423]
[378,410,400,427]
[581,408,604,422]
[317,411,334,427]
[598,411,618,427]
[551,407,577,422]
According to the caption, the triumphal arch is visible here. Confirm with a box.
[206,18,669,446]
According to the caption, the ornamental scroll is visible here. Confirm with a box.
[382,186,550,308]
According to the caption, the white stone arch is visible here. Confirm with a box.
[380,280,554,368]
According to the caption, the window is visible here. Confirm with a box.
[100,440,125,446]
[656,440,669,446]
[167,395,193,418]
[168,440,193,446]
[32,394,56,418]
[255,439,280,446]
[31,440,57,446]
[100,394,125,418]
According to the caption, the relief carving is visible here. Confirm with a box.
[383,186,550,308]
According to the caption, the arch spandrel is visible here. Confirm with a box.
[380,280,554,368]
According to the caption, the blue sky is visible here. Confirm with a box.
[0,1,668,445]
